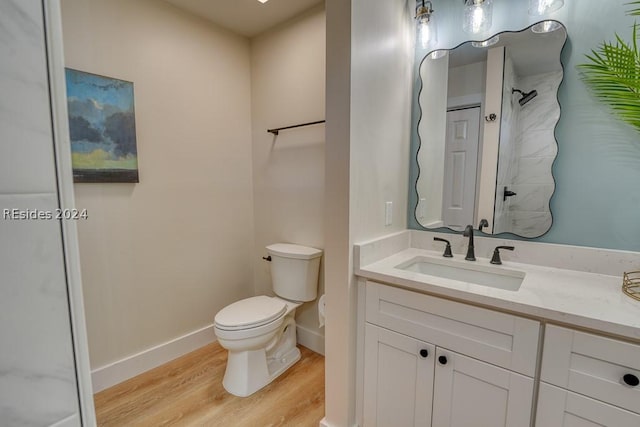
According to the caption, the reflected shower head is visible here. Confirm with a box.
[512,88,538,106]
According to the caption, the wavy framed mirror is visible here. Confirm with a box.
[414,21,567,238]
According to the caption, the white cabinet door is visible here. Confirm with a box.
[363,324,435,427]
[432,348,534,427]
[536,382,640,427]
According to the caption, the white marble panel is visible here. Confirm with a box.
[0,192,79,424]
[517,71,562,133]
[509,210,553,237]
[0,0,57,194]
[513,156,555,185]
[518,129,558,158]
[508,184,554,213]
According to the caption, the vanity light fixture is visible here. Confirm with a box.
[463,0,493,35]
[416,0,437,49]
[471,35,499,48]
[531,20,562,33]
[257,0,269,3]
[529,0,564,15]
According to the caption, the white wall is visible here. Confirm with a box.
[351,0,414,243]
[0,1,81,424]
[417,55,449,226]
[61,0,256,370]
[324,0,353,425]
[250,5,326,353]
[324,0,415,425]
[447,61,487,100]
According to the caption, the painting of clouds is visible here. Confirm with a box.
[65,69,139,183]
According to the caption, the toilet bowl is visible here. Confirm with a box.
[214,243,322,397]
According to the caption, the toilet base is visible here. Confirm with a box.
[222,346,301,397]
[267,345,301,382]
[221,317,301,397]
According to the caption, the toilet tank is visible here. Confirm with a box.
[266,243,322,302]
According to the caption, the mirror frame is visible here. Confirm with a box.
[411,20,567,238]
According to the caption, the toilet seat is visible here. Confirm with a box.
[215,296,286,331]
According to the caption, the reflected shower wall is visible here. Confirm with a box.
[494,60,562,236]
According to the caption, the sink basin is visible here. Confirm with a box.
[395,256,525,291]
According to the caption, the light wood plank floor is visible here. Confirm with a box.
[94,343,325,426]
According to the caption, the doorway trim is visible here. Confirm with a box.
[44,1,96,425]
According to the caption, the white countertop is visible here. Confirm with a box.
[357,247,640,342]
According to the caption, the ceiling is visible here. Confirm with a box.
[163,0,324,38]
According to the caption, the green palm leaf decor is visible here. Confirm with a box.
[579,3,640,132]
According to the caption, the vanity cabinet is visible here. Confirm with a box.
[362,281,540,426]
[535,325,640,426]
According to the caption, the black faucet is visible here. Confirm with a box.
[463,225,476,261]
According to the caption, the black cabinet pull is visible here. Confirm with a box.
[438,355,448,365]
[623,373,639,387]
[419,349,429,358]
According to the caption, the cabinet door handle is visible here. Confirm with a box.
[419,349,429,358]
[623,373,639,387]
[438,355,448,365]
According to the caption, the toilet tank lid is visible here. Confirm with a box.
[266,243,323,260]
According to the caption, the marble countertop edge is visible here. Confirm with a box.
[356,248,640,342]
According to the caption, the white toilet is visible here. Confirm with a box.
[214,243,322,397]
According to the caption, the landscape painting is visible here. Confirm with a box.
[65,68,139,183]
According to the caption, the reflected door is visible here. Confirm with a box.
[441,107,480,229]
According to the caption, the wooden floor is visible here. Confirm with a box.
[94,343,325,426]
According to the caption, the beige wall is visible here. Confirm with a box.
[249,6,326,349]
[61,0,255,368]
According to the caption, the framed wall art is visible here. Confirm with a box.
[65,68,139,183]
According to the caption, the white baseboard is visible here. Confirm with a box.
[297,324,325,356]
[50,413,80,427]
[91,324,216,393]
[319,417,359,427]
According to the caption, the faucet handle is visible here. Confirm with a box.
[490,246,515,265]
[433,237,453,258]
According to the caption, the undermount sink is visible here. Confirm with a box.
[395,256,525,291]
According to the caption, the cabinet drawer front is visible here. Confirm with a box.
[541,325,640,413]
[365,281,540,376]
[536,382,640,427]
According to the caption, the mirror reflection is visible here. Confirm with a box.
[415,21,566,238]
